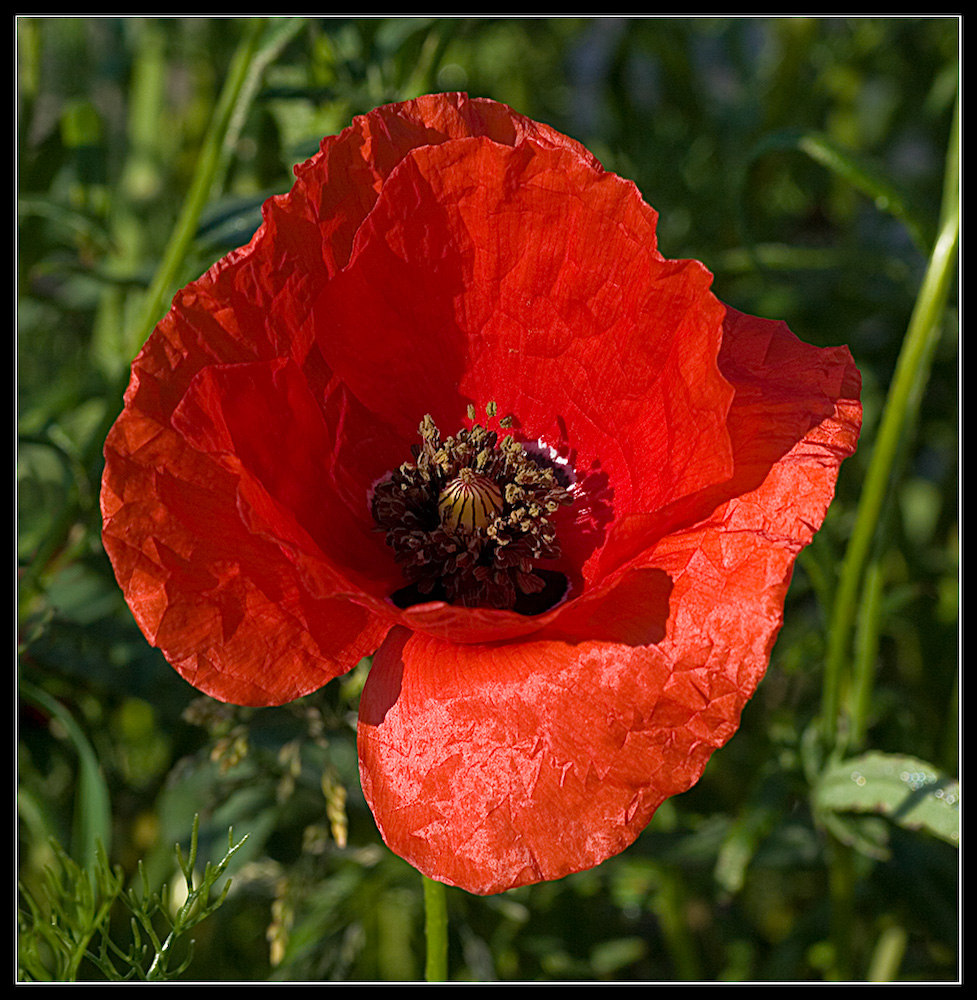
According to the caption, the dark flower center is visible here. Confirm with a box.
[370,404,575,613]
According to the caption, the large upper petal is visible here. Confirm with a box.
[314,135,734,568]
[286,91,606,278]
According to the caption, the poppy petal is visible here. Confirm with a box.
[102,379,390,707]
[358,627,726,895]
[169,355,404,597]
[287,92,606,277]
[648,307,861,662]
[598,305,862,577]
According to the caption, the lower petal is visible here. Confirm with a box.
[357,627,742,895]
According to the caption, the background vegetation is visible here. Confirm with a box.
[18,16,959,982]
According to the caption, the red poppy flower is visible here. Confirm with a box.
[101,93,861,896]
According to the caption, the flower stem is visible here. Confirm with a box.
[826,836,856,980]
[422,875,449,982]
[124,16,308,360]
[866,924,908,982]
[848,554,884,750]
[820,90,959,753]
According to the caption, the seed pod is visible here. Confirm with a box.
[438,469,504,532]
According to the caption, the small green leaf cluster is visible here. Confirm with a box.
[18,816,248,982]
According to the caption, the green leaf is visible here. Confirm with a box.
[746,127,933,252]
[813,751,959,847]
[20,681,113,865]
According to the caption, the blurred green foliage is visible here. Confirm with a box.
[18,16,958,982]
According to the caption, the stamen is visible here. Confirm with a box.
[370,405,574,613]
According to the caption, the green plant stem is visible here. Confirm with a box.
[65,894,115,981]
[423,876,448,982]
[848,555,884,750]
[820,92,959,752]
[18,19,287,621]
[125,16,307,361]
[826,837,855,981]
[20,681,112,865]
[652,867,701,980]
[123,18,266,362]
[867,924,908,982]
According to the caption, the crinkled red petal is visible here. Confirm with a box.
[359,626,724,896]
[314,135,734,579]
[101,94,646,700]
[286,92,606,278]
[357,305,860,894]
[101,403,389,706]
[594,305,863,578]
[170,356,404,595]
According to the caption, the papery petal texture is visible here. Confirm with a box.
[102,93,861,893]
